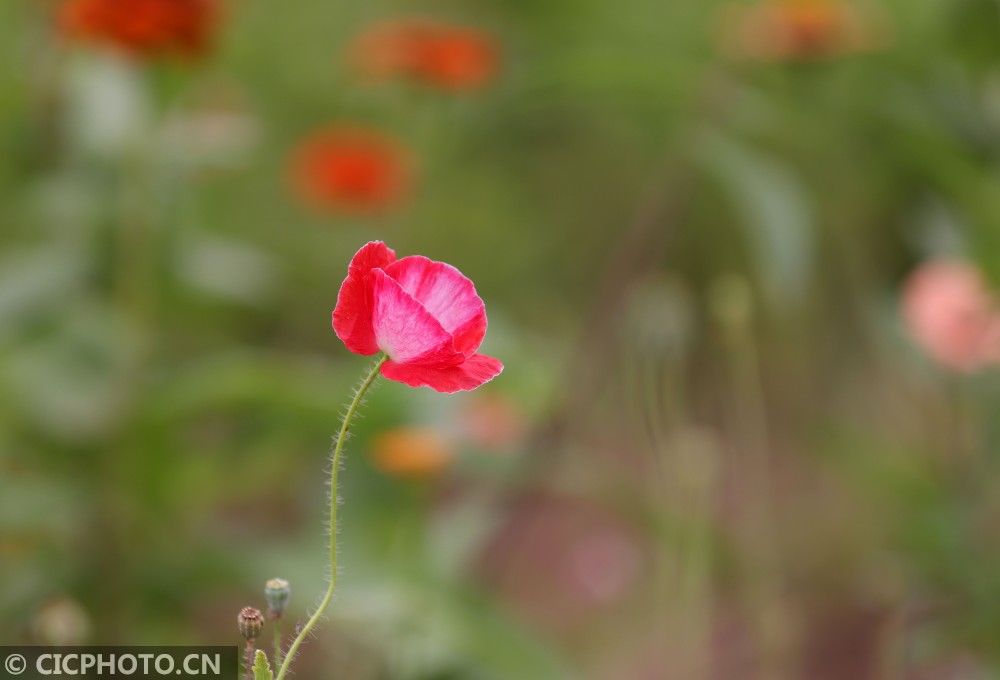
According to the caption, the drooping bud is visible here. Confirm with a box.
[264,578,290,619]
[238,607,264,641]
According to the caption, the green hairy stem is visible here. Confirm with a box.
[275,354,387,680]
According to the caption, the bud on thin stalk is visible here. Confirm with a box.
[264,578,290,619]
[264,578,290,668]
[238,607,264,680]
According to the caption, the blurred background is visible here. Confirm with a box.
[3,0,1000,677]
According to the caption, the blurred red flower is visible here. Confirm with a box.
[902,260,1000,373]
[59,0,217,58]
[719,0,880,61]
[350,19,499,91]
[289,127,410,214]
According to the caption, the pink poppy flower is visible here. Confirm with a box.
[332,241,503,392]
[901,259,1000,372]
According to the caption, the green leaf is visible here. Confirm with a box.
[252,650,273,680]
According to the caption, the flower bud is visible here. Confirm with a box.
[264,578,290,619]
[238,607,264,641]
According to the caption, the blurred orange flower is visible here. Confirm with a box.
[370,427,454,478]
[902,260,1000,373]
[350,19,499,91]
[719,0,880,61]
[59,0,217,58]
[288,126,410,214]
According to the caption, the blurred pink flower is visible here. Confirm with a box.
[332,241,503,392]
[477,494,643,631]
[902,260,1000,372]
[462,393,526,450]
[568,530,641,604]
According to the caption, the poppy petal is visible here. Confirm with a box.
[381,353,503,393]
[332,241,396,355]
[371,269,464,365]
[384,255,487,355]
